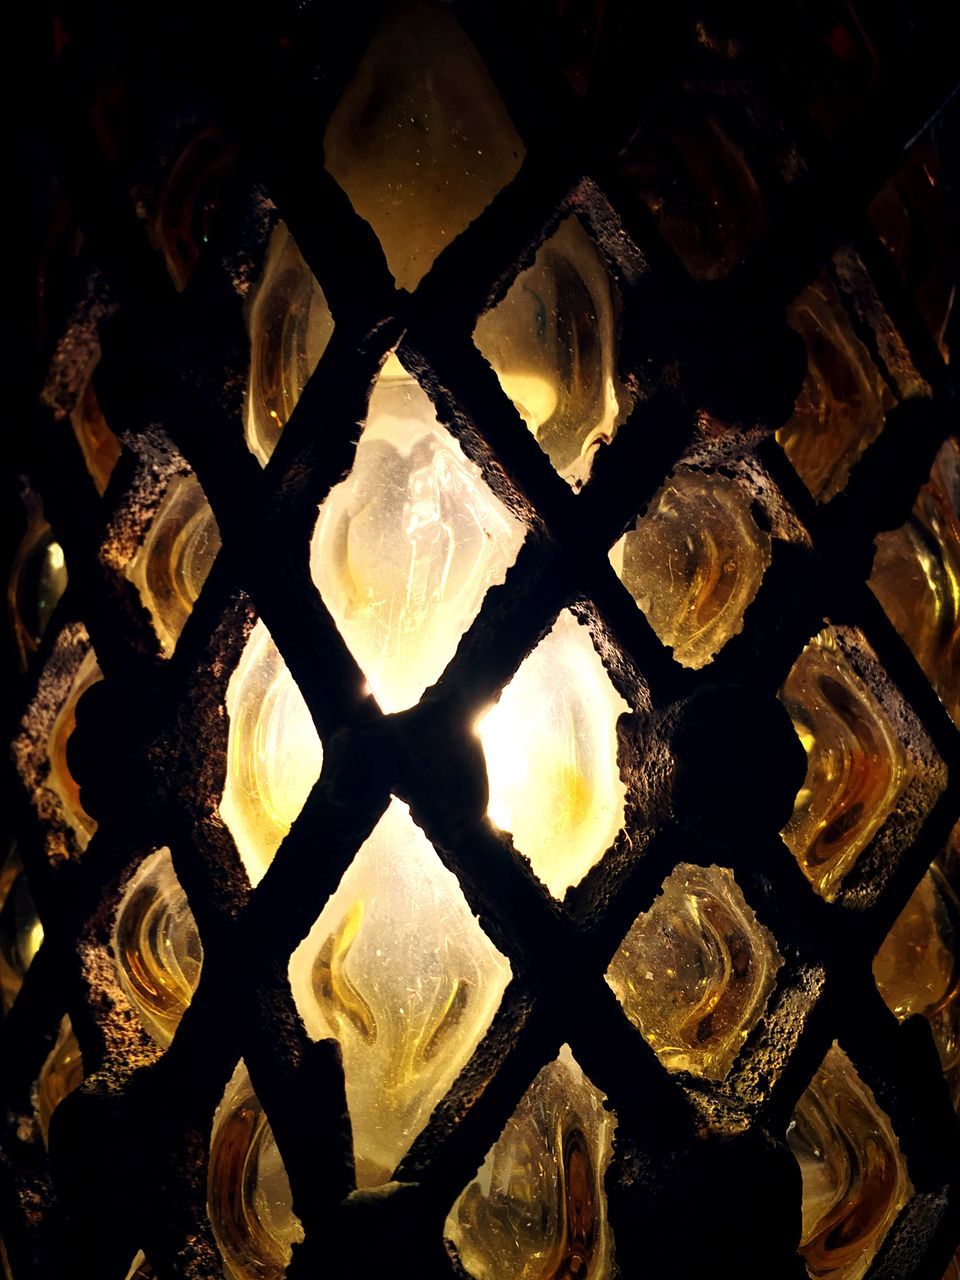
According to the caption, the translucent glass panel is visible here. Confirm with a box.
[606,864,782,1081]
[870,437,959,727]
[46,649,102,851]
[323,0,525,291]
[779,628,907,900]
[70,377,121,496]
[609,470,772,669]
[473,215,631,488]
[288,798,511,1187]
[476,610,629,899]
[245,222,334,466]
[0,851,43,1013]
[124,474,221,658]
[9,514,68,668]
[220,621,324,887]
[445,1045,615,1280]
[112,848,202,1047]
[208,1061,303,1280]
[788,1043,912,1280]
[777,274,895,502]
[310,355,525,712]
[37,1015,83,1146]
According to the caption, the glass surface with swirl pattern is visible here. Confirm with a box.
[45,649,102,851]
[288,798,512,1187]
[37,1015,84,1146]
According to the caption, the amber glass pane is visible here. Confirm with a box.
[473,214,631,488]
[208,1061,303,1280]
[0,853,43,1013]
[8,514,67,670]
[445,1045,615,1280]
[779,628,907,900]
[288,798,511,1188]
[45,650,102,851]
[870,437,959,727]
[477,609,629,899]
[220,621,324,887]
[606,863,781,1081]
[245,222,334,467]
[70,377,121,496]
[788,1043,912,1280]
[112,848,202,1047]
[324,0,524,291]
[777,274,895,502]
[609,470,771,669]
[310,355,525,712]
[124,474,221,658]
[37,1016,83,1147]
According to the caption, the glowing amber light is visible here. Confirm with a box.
[474,214,631,488]
[605,864,782,1081]
[445,1045,616,1280]
[779,627,907,901]
[477,610,629,899]
[46,649,102,851]
[310,355,525,713]
[289,798,511,1188]
[220,621,324,887]
[0,853,43,1013]
[788,1043,912,1280]
[208,1061,303,1280]
[37,1015,84,1147]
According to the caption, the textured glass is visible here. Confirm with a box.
[112,848,202,1047]
[777,274,895,502]
[606,863,782,1080]
[245,222,334,467]
[289,798,511,1188]
[0,852,43,1013]
[45,650,102,851]
[780,628,907,900]
[323,0,524,290]
[477,609,629,899]
[208,1061,303,1280]
[473,214,630,488]
[124,474,221,658]
[788,1043,912,1280]
[70,377,121,496]
[870,437,959,727]
[445,1045,615,1280]
[220,620,324,887]
[609,470,771,669]
[37,1015,83,1147]
[310,355,525,712]
[9,513,67,669]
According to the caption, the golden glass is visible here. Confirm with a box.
[288,798,512,1188]
[244,222,334,467]
[220,620,324,887]
[870,437,959,727]
[45,649,102,851]
[473,214,631,488]
[70,377,121,496]
[476,609,629,899]
[445,1044,616,1280]
[609,470,772,669]
[0,852,44,1014]
[323,0,524,291]
[124,1251,153,1279]
[208,1061,303,1280]
[37,1016,84,1147]
[606,863,782,1080]
[779,628,907,900]
[124,474,221,658]
[8,511,67,670]
[112,848,202,1047]
[788,1043,912,1280]
[310,355,525,713]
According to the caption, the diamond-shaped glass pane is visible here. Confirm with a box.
[71,375,121,496]
[473,214,631,488]
[45,648,102,852]
[288,798,511,1188]
[477,609,629,899]
[112,847,202,1048]
[220,620,324,887]
[779,627,908,900]
[310,355,525,712]
[208,1061,303,1280]
[0,848,43,1014]
[245,221,334,467]
[609,470,772,669]
[777,273,895,503]
[870,436,959,728]
[37,1015,83,1147]
[606,863,782,1081]
[444,1044,616,1280]
[788,1043,912,1280]
[323,0,525,291]
[124,473,221,658]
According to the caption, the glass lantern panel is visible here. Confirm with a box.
[37,1015,84,1147]
[0,850,43,1014]
[45,649,102,851]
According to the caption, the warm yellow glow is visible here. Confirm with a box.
[310,355,525,713]
[45,649,102,850]
[0,862,44,1014]
[476,610,629,899]
[47,543,65,572]
[220,621,323,886]
[288,798,512,1188]
[37,1015,83,1147]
